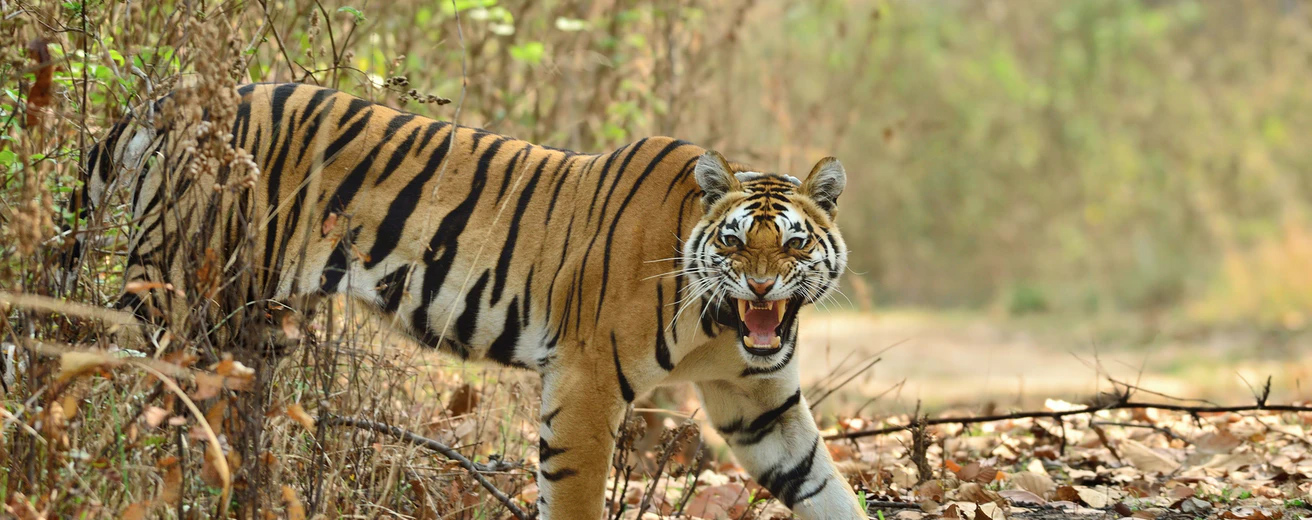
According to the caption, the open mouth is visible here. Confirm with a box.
[733,297,801,356]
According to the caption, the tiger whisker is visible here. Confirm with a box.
[667,280,715,330]
[690,287,725,341]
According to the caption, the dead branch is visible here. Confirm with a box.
[321,414,531,520]
[826,401,1312,441]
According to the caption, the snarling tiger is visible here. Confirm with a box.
[80,82,863,519]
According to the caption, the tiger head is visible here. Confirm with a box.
[683,150,848,363]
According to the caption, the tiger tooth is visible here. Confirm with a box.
[770,336,781,348]
[743,335,755,347]
[774,301,786,321]
[737,299,748,318]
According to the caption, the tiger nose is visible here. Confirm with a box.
[747,277,775,297]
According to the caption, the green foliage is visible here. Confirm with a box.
[1005,283,1049,317]
[507,41,543,65]
[336,6,366,23]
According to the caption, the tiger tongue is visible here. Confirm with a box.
[743,306,780,346]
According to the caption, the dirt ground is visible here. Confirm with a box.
[795,309,1312,415]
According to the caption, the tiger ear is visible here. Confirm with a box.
[694,150,741,209]
[802,157,846,215]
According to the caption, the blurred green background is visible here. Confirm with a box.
[278,0,1312,330]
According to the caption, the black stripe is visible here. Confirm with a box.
[572,141,645,331]
[311,98,373,167]
[260,83,302,271]
[542,214,575,326]
[542,407,562,427]
[593,140,690,323]
[584,143,631,224]
[415,121,443,153]
[793,479,829,505]
[292,87,338,164]
[321,114,415,227]
[273,94,341,278]
[319,226,362,293]
[490,154,548,305]
[410,135,502,351]
[719,389,801,446]
[321,139,387,229]
[454,271,490,345]
[591,138,648,230]
[377,265,411,313]
[543,154,583,224]
[611,332,635,402]
[541,467,577,482]
[487,298,522,366]
[363,123,452,268]
[521,268,534,325]
[653,285,673,371]
[668,188,700,345]
[759,437,821,507]
[493,145,529,203]
[233,100,253,151]
[371,114,419,185]
[662,156,699,202]
[538,437,567,463]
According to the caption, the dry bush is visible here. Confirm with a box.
[0,0,763,518]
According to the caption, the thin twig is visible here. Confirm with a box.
[866,499,922,510]
[1090,421,1184,443]
[321,414,530,520]
[827,400,1312,441]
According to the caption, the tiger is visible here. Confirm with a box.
[79,82,864,519]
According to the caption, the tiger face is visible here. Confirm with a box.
[683,151,848,363]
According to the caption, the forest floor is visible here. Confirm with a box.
[638,309,1312,520]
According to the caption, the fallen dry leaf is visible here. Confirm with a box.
[975,502,1005,520]
[120,502,150,520]
[58,350,120,382]
[141,406,169,429]
[282,485,306,520]
[1073,486,1109,508]
[957,483,1005,507]
[280,313,303,342]
[1195,430,1242,454]
[1121,439,1180,474]
[1054,485,1080,503]
[446,383,479,417]
[159,456,182,505]
[1009,471,1055,498]
[914,480,945,502]
[998,489,1046,505]
[684,483,749,518]
[1200,451,1262,472]
[286,403,315,431]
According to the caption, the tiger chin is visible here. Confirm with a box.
[78,83,865,519]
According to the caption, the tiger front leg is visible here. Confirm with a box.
[698,378,866,519]
[534,370,629,519]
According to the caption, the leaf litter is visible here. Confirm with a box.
[808,400,1312,520]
